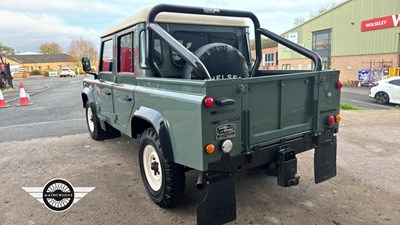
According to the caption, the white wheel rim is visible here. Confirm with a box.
[87,107,95,132]
[143,144,162,191]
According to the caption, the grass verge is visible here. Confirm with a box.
[340,102,365,110]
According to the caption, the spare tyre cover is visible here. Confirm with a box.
[183,43,249,79]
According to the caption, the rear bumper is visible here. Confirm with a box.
[208,129,335,172]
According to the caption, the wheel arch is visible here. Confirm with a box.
[132,107,174,161]
[81,87,95,108]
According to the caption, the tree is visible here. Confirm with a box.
[39,42,63,54]
[294,16,305,26]
[309,2,337,18]
[68,37,98,68]
[0,43,15,55]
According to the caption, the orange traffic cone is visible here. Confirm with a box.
[0,89,10,108]
[17,83,32,106]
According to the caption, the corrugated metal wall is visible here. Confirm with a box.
[279,0,400,60]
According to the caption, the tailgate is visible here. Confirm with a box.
[242,72,318,147]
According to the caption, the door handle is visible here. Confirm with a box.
[124,96,132,102]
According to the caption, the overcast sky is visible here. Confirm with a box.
[1,0,344,53]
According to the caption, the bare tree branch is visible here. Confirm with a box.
[68,37,98,68]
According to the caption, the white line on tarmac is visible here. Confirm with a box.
[350,99,393,109]
[0,118,85,129]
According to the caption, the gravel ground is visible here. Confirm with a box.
[0,110,399,225]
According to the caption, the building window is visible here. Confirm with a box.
[282,64,291,70]
[101,39,113,72]
[313,29,332,69]
[264,53,274,66]
[30,66,34,71]
[118,33,133,72]
[312,29,331,51]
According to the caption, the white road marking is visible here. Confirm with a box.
[0,118,85,129]
[350,99,393,109]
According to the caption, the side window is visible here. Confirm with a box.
[101,39,113,72]
[172,32,207,67]
[389,80,400,86]
[153,37,163,67]
[171,31,238,67]
[208,32,238,48]
[118,33,133,72]
[139,31,163,68]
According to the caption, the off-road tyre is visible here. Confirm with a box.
[139,127,185,208]
[183,43,249,80]
[85,102,120,140]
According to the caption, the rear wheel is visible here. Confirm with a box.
[375,92,389,104]
[85,102,120,140]
[86,102,107,140]
[139,128,185,208]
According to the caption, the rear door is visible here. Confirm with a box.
[242,72,317,147]
[113,31,135,128]
[97,38,115,119]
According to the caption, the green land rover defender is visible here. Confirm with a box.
[81,4,341,225]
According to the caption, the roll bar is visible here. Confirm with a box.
[257,28,322,71]
[146,4,322,78]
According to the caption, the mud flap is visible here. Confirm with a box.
[197,172,236,225]
[314,136,337,183]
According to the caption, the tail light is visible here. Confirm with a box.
[203,97,214,108]
[336,80,343,89]
[326,116,335,126]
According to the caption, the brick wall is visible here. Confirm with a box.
[251,47,279,70]
[331,53,397,82]
[279,53,399,82]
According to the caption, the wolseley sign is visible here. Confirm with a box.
[361,14,400,32]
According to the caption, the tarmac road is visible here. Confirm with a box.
[341,86,398,110]
[0,76,88,143]
[1,110,399,225]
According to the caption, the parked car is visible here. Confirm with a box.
[369,77,400,104]
[59,68,75,77]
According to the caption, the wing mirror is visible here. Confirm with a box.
[81,57,91,73]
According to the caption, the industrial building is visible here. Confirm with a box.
[278,0,400,83]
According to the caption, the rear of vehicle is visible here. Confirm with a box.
[81,4,341,225]
[201,70,341,174]
[143,5,341,224]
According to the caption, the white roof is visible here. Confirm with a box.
[102,6,249,37]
